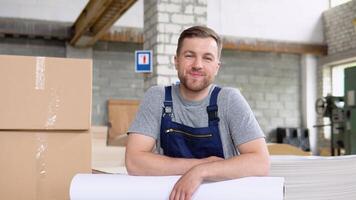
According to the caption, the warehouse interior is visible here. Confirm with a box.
[1,0,356,199]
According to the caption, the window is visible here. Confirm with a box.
[330,0,352,8]
[331,62,356,96]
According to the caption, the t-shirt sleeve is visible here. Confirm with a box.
[224,88,265,146]
[127,86,164,140]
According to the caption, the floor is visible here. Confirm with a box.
[91,126,127,174]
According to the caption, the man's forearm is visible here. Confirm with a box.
[195,152,270,182]
[167,150,270,200]
[191,138,270,182]
[125,150,222,176]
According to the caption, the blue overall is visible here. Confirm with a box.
[160,86,224,159]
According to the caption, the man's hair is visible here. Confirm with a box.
[176,26,222,59]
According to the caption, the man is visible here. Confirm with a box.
[125,26,270,200]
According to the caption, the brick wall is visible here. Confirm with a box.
[217,50,301,139]
[323,1,356,55]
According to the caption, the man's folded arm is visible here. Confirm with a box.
[125,133,223,176]
[187,138,270,182]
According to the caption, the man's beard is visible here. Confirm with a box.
[178,71,214,92]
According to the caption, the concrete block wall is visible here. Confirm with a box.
[216,50,302,139]
[92,41,144,125]
[0,37,65,57]
[143,0,207,88]
[323,1,356,55]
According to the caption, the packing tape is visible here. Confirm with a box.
[35,57,46,90]
[36,133,48,200]
[34,56,61,128]
[45,88,60,128]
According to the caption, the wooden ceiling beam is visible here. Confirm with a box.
[222,38,327,56]
[100,27,143,43]
[88,0,137,47]
[70,0,137,48]
[70,0,113,46]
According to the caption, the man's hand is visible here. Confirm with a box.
[169,166,203,200]
[169,156,223,200]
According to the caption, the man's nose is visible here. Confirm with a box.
[192,58,203,69]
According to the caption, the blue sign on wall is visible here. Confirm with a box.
[135,50,152,73]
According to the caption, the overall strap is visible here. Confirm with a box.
[207,86,221,125]
[163,86,173,115]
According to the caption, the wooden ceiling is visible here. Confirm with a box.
[70,0,137,48]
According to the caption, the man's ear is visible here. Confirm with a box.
[215,61,221,76]
[174,55,178,70]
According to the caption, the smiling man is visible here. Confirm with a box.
[125,26,270,200]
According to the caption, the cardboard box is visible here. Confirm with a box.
[0,55,92,130]
[0,131,92,200]
[107,99,139,146]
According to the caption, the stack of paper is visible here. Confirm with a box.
[270,155,356,200]
[70,174,285,200]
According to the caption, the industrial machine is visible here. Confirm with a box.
[315,95,345,155]
[315,66,356,155]
[344,67,356,154]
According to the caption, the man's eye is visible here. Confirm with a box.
[185,54,193,58]
[204,57,213,61]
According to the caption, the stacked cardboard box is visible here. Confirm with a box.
[0,55,93,200]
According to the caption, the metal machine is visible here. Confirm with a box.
[315,66,356,155]
[344,67,356,154]
[315,95,345,155]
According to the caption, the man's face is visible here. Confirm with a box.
[175,37,220,92]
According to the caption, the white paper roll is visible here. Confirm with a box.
[70,174,284,200]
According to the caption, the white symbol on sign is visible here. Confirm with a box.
[138,54,149,65]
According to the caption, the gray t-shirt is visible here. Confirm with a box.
[128,84,265,158]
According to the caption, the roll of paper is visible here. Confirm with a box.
[70,174,284,200]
